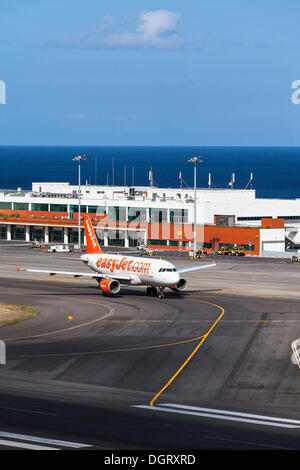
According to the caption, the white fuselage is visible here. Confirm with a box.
[81,253,180,287]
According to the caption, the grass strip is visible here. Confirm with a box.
[0,302,38,328]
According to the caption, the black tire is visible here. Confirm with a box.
[151,287,158,297]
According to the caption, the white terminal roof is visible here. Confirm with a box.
[0,181,300,226]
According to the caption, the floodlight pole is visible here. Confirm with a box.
[188,156,203,258]
[73,154,86,251]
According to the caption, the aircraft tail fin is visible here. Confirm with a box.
[83,215,103,254]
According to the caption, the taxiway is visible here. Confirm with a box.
[0,245,300,449]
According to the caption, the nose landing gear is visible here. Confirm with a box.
[146,286,165,299]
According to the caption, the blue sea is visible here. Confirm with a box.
[0,146,300,199]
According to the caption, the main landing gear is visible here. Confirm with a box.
[146,286,165,299]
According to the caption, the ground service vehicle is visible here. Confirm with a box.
[30,240,42,249]
[216,246,230,255]
[137,244,147,251]
[188,249,207,259]
[139,247,156,256]
[229,245,245,256]
[47,245,71,253]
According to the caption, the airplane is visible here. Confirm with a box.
[17,215,216,299]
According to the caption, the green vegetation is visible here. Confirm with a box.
[0,303,38,328]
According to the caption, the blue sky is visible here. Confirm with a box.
[0,0,299,146]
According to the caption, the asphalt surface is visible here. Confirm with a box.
[1,244,300,452]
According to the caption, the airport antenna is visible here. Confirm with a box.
[228,173,235,189]
[72,154,87,251]
[149,168,153,187]
[149,167,158,187]
[178,171,190,189]
[179,171,183,189]
[245,172,254,190]
[208,173,216,189]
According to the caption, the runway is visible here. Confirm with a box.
[1,247,300,450]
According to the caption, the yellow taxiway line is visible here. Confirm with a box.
[150,300,225,407]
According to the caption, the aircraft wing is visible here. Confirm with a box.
[16,266,132,281]
[177,262,216,274]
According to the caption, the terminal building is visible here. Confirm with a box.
[0,181,299,255]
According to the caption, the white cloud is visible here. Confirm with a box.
[50,10,185,50]
[137,10,181,46]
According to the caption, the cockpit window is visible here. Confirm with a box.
[159,267,177,272]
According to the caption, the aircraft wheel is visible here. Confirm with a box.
[146,287,152,296]
[151,287,158,297]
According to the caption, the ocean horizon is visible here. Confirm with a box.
[1,145,300,199]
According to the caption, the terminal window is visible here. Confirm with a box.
[0,226,6,239]
[148,239,168,245]
[13,202,28,210]
[31,203,49,211]
[0,202,12,210]
[50,204,68,213]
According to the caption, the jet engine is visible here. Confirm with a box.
[169,279,187,292]
[99,279,121,295]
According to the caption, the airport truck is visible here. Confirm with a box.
[188,249,207,259]
[137,244,156,256]
[217,244,245,256]
[47,244,71,253]
[216,246,230,255]
[229,244,245,256]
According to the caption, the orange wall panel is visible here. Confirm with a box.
[147,223,260,255]
[261,218,284,228]
[204,226,260,254]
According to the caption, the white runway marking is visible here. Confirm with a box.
[133,403,300,429]
[0,438,59,450]
[0,430,91,450]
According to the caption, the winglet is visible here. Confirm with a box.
[83,215,103,254]
[16,266,21,272]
